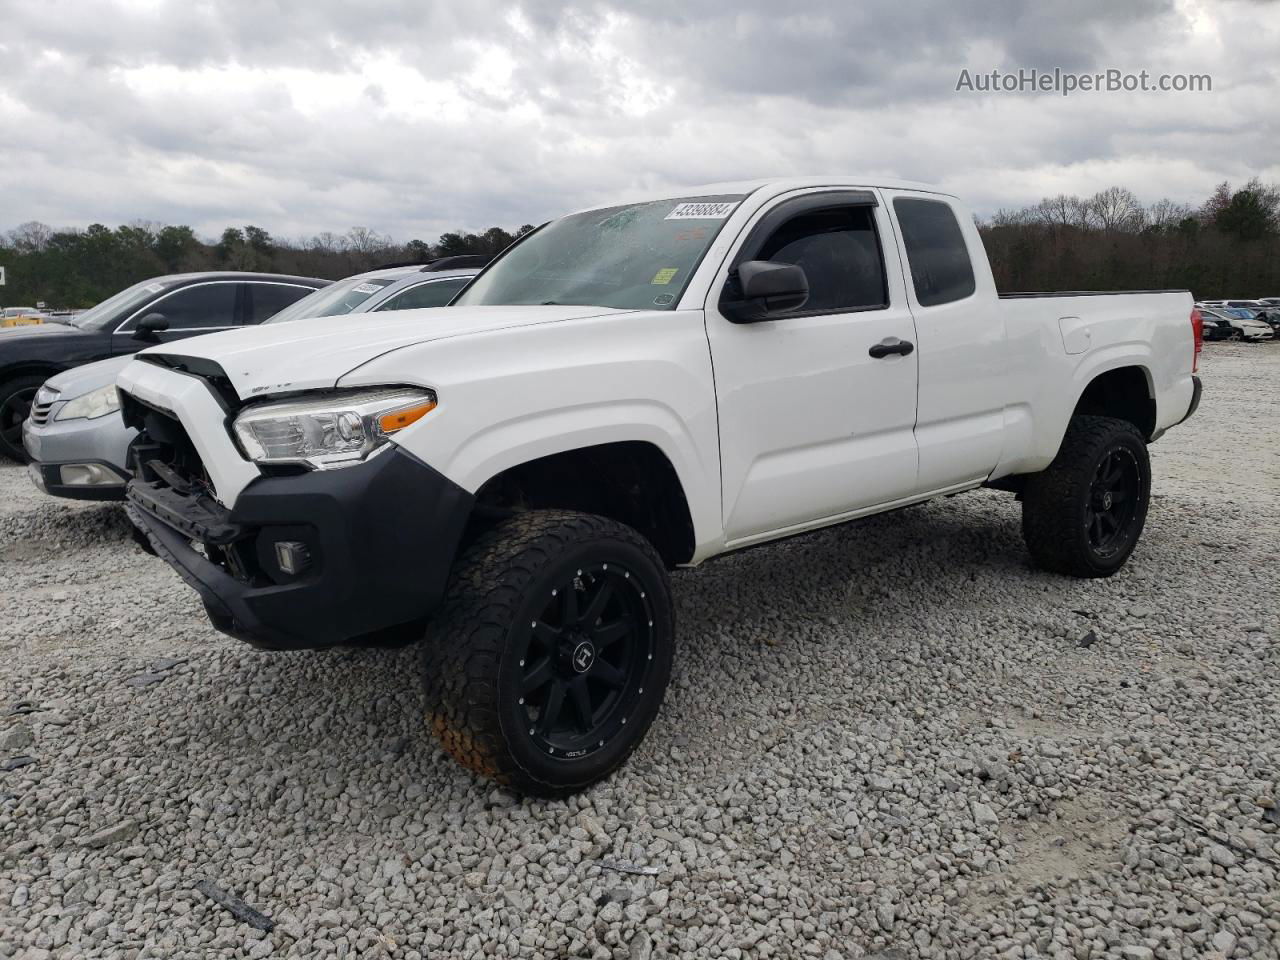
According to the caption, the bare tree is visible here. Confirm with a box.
[1089,187,1144,232]
[8,221,54,252]
[989,207,1037,227]
[1201,181,1233,222]
[345,226,392,255]
[310,231,346,253]
[1035,194,1077,227]
[1145,199,1193,231]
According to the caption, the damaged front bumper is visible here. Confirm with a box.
[125,445,474,650]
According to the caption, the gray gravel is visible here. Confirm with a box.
[2,342,1278,960]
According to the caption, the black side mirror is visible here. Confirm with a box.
[132,313,170,342]
[721,260,809,323]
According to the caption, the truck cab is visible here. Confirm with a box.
[118,178,1202,795]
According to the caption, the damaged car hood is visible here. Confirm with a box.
[134,304,630,400]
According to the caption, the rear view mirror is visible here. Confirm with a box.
[722,260,809,323]
[133,313,170,342]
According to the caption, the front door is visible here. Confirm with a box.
[705,190,920,545]
[113,281,244,352]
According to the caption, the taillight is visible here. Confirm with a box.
[1190,308,1203,373]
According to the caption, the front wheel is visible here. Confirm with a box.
[0,375,46,463]
[423,510,675,797]
[1021,415,1151,578]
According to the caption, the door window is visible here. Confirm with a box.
[144,282,240,329]
[753,206,887,314]
[375,277,470,311]
[248,283,314,324]
[893,198,976,306]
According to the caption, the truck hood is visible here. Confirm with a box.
[136,304,630,399]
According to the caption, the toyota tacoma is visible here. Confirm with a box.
[117,178,1203,796]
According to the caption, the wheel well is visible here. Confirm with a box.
[2,365,62,388]
[472,442,696,566]
[1072,367,1155,439]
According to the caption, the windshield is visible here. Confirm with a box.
[68,279,175,330]
[264,276,396,324]
[1225,307,1255,319]
[456,195,745,311]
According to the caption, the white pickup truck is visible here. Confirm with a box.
[118,177,1203,795]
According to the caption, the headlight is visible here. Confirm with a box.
[54,384,121,422]
[232,387,437,469]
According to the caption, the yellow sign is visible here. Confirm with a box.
[651,268,678,285]
[1,316,44,327]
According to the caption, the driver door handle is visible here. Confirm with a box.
[868,337,915,359]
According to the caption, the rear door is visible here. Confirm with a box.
[884,193,1007,492]
[245,282,318,324]
[705,189,920,545]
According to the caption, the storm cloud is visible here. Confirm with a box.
[0,0,1276,240]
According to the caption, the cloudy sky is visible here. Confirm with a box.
[1,0,1277,242]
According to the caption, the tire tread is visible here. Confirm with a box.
[1021,414,1149,578]
[422,510,671,797]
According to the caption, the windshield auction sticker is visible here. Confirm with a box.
[665,201,738,220]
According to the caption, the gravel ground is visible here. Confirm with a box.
[2,343,1278,960]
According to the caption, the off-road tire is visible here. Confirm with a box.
[422,510,675,797]
[1022,415,1151,578]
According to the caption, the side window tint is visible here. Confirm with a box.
[377,278,469,311]
[151,283,239,329]
[893,198,976,307]
[756,206,887,313]
[249,284,313,324]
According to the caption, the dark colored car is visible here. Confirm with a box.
[1251,306,1280,333]
[0,272,328,461]
[1199,314,1238,341]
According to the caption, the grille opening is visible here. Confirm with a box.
[30,388,58,426]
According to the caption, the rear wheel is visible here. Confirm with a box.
[423,510,674,797]
[0,375,45,463]
[1021,415,1151,578]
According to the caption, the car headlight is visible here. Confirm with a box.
[54,384,121,422]
[232,387,437,469]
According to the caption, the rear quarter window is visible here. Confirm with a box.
[893,198,976,307]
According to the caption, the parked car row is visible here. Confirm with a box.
[1194,299,1279,342]
[20,258,485,497]
[0,272,331,460]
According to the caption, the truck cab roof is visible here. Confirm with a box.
[570,176,954,216]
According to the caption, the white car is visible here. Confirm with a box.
[117,177,1202,795]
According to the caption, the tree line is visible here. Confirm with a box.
[3,178,1279,308]
[0,222,535,309]
[979,179,1280,296]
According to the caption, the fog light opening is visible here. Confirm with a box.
[59,463,125,486]
[273,540,312,575]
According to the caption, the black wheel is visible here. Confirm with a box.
[0,375,45,463]
[423,510,674,797]
[1021,415,1151,578]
